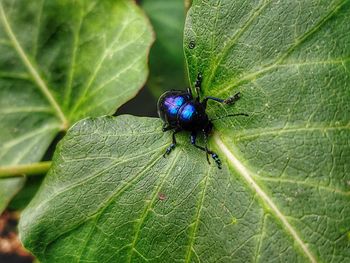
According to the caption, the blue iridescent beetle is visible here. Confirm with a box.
[157,73,247,169]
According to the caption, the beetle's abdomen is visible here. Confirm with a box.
[178,104,195,121]
[178,101,209,131]
[157,91,191,126]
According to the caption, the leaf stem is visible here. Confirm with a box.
[0,162,52,178]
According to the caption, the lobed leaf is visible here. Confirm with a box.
[0,0,153,212]
[20,0,350,262]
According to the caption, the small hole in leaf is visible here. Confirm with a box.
[158,193,167,201]
[188,40,196,49]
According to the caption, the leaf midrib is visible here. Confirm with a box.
[213,133,318,263]
[0,3,68,130]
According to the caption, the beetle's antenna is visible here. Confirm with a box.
[210,113,249,122]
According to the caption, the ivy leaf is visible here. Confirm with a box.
[0,0,153,213]
[20,1,350,262]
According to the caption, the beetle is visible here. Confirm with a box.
[157,73,247,169]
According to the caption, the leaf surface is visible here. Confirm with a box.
[184,0,350,261]
[0,0,153,212]
[20,0,350,262]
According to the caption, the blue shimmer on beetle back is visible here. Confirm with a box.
[179,104,195,121]
[164,96,185,116]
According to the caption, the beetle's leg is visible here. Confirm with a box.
[187,87,193,99]
[190,132,221,168]
[190,132,210,164]
[203,131,222,169]
[202,92,241,109]
[194,73,203,101]
[164,129,181,157]
[162,123,173,132]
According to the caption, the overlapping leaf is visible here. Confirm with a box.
[20,0,350,262]
[0,0,153,212]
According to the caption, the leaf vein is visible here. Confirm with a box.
[127,151,181,262]
[216,0,348,95]
[32,0,44,58]
[254,214,267,263]
[185,166,211,263]
[214,134,318,263]
[69,18,139,116]
[256,176,350,196]
[0,3,68,128]
[75,153,165,262]
[234,123,350,140]
[75,48,146,110]
[0,124,60,159]
[35,145,168,215]
[206,0,272,87]
[64,6,84,111]
[0,106,52,114]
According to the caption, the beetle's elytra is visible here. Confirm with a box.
[157,73,247,169]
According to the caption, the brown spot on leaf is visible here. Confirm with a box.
[158,193,167,201]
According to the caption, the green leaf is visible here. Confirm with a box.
[0,0,153,213]
[8,175,44,211]
[20,1,350,262]
[142,0,187,96]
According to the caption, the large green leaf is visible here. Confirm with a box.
[0,0,153,213]
[20,0,350,262]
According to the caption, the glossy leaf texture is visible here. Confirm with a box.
[184,0,350,261]
[0,0,153,213]
[142,0,187,96]
[20,0,350,262]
